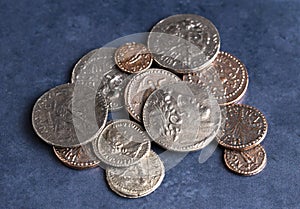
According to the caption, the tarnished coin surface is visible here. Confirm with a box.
[143,82,221,152]
[71,47,130,111]
[32,83,108,147]
[106,150,165,198]
[183,51,249,105]
[71,49,97,83]
[93,120,151,167]
[224,144,267,176]
[217,104,268,150]
[148,14,220,73]
[115,42,153,73]
[125,68,180,122]
[53,142,100,169]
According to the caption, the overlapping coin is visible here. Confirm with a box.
[106,151,165,198]
[148,14,220,73]
[183,51,249,105]
[124,68,181,122]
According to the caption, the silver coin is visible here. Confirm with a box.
[71,47,130,111]
[32,83,108,147]
[124,68,181,122]
[148,14,220,73]
[93,120,151,167]
[106,150,165,198]
[143,82,221,152]
[70,49,97,83]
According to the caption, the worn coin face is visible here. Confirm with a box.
[183,51,249,105]
[143,82,221,152]
[224,144,267,176]
[125,68,181,122]
[71,47,130,111]
[148,14,220,73]
[93,120,151,167]
[217,104,268,150]
[32,83,108,147]
[53,142,100,169]
[106,151,165,198]
[115,42,153,73]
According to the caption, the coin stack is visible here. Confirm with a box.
[32,14,268,198]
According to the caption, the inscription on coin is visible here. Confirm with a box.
[143,82,221,151]
[217,104,268,150]
[148,14,220,73]
[106,151,165,198]
[32,83,108,147]
[224,145,267,176]
[53,142,100,169]
[125,68,180,122]
[183,51,249,105]
[115,42,153,73]
[71,47,130,111]
[93,120,151,167]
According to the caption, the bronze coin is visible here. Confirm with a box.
[115,42,153,73]
[53,143,100,169]
[217,104,268,150]
[183,51,249,105]
[224,144,267,176]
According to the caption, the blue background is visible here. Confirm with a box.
[1,0,299,208]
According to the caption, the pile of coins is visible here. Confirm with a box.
[32,14,268,198]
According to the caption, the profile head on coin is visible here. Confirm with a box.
[148,14,220,73]
[183,51,249,105]
[32,83,108,147]
[217,104,268,150]
[143,82,221,152]
[115,42,153,74]
[224,144,267,176]
[106,151,165,198]
[93,120,151,167]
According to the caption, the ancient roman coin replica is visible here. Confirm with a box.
[32,83,108,147]
[93,120,151,167]
[143,82,221,152]
[115,42,153,74]
[224,144,267,176]
[72,47,130,111]
[148,14,220,73]
[124,68,181,122]
[183,51,249,105]
[106,151,165,198]
[217,104,268,150]
[53,142,100,169]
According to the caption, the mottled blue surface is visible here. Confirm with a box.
[0,0,299,208]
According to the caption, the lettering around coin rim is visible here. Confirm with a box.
[224,144,267,176]
[183,51,249,105]
[217,104,268,150]
[53,142,100,169]
[106,150,165,198]
[93,119,151,167]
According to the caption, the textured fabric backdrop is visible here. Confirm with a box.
[0,0,299,208]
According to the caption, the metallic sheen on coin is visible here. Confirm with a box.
[93,120,151,167]
[217,104,268,150]
[115,42,153,73]
[125,68,181,122]
[143,82,221,152]
[183,51,249,105]
[53,142,100,169]
[148,14,220,73]
[224,144,267,176]
[71,48,130,111]
[106,150,165,198]
[32,83,108,147]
